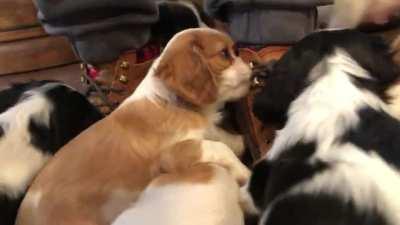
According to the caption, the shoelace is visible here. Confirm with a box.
[81,63,117,111]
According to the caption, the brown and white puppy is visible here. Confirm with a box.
[16,28,252,225]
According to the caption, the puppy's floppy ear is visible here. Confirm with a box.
[157,40,218,107]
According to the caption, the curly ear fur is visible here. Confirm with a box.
[157,41,218,107]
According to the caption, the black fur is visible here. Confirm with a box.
[252,30,399,128]
[0,194,24,225]
[249,143,326,209]
[264,193,388,225]
[342,107,400,167]
[250,143,390,225]
[0,81,103,225]
[249,30,400,225]
[0,80,54,114]
[29,85,103,154]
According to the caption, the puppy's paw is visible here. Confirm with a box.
[229,162,251,187]
[239,183,260,215]
[201,140,250,186]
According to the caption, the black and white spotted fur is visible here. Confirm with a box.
[247,30,400,225]
[0,81,103,225]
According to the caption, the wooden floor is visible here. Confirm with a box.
[0,63,86,92]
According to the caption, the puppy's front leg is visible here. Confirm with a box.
[205,125,245,157]
[160,140,250,186]
[200,140,250,185]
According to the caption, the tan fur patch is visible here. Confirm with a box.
[16,99,208,225]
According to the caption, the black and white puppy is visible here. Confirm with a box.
[0,81,103,225]
[247,30,400,225]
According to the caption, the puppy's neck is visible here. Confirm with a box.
[269,52,388,159]
[122,58,174,105]
[123,61,221,120]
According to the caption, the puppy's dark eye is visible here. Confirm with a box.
[221,48,230,59]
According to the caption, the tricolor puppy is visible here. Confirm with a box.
[16,28,252,225]
[0,81,103,225]
[247,30,400,225]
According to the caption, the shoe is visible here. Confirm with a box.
[81,44,160,114]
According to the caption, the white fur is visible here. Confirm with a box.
[204,125,245,156]
[112,164,244,225]
[258,143,400,225]
[239,182,260,216]
[102,189,141,223]
[0,92,53,198]
[124,58,172,105]
[257,48,400,224]
[218,57,252,103]
[288,144,400,225]
[267,48,387,160]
